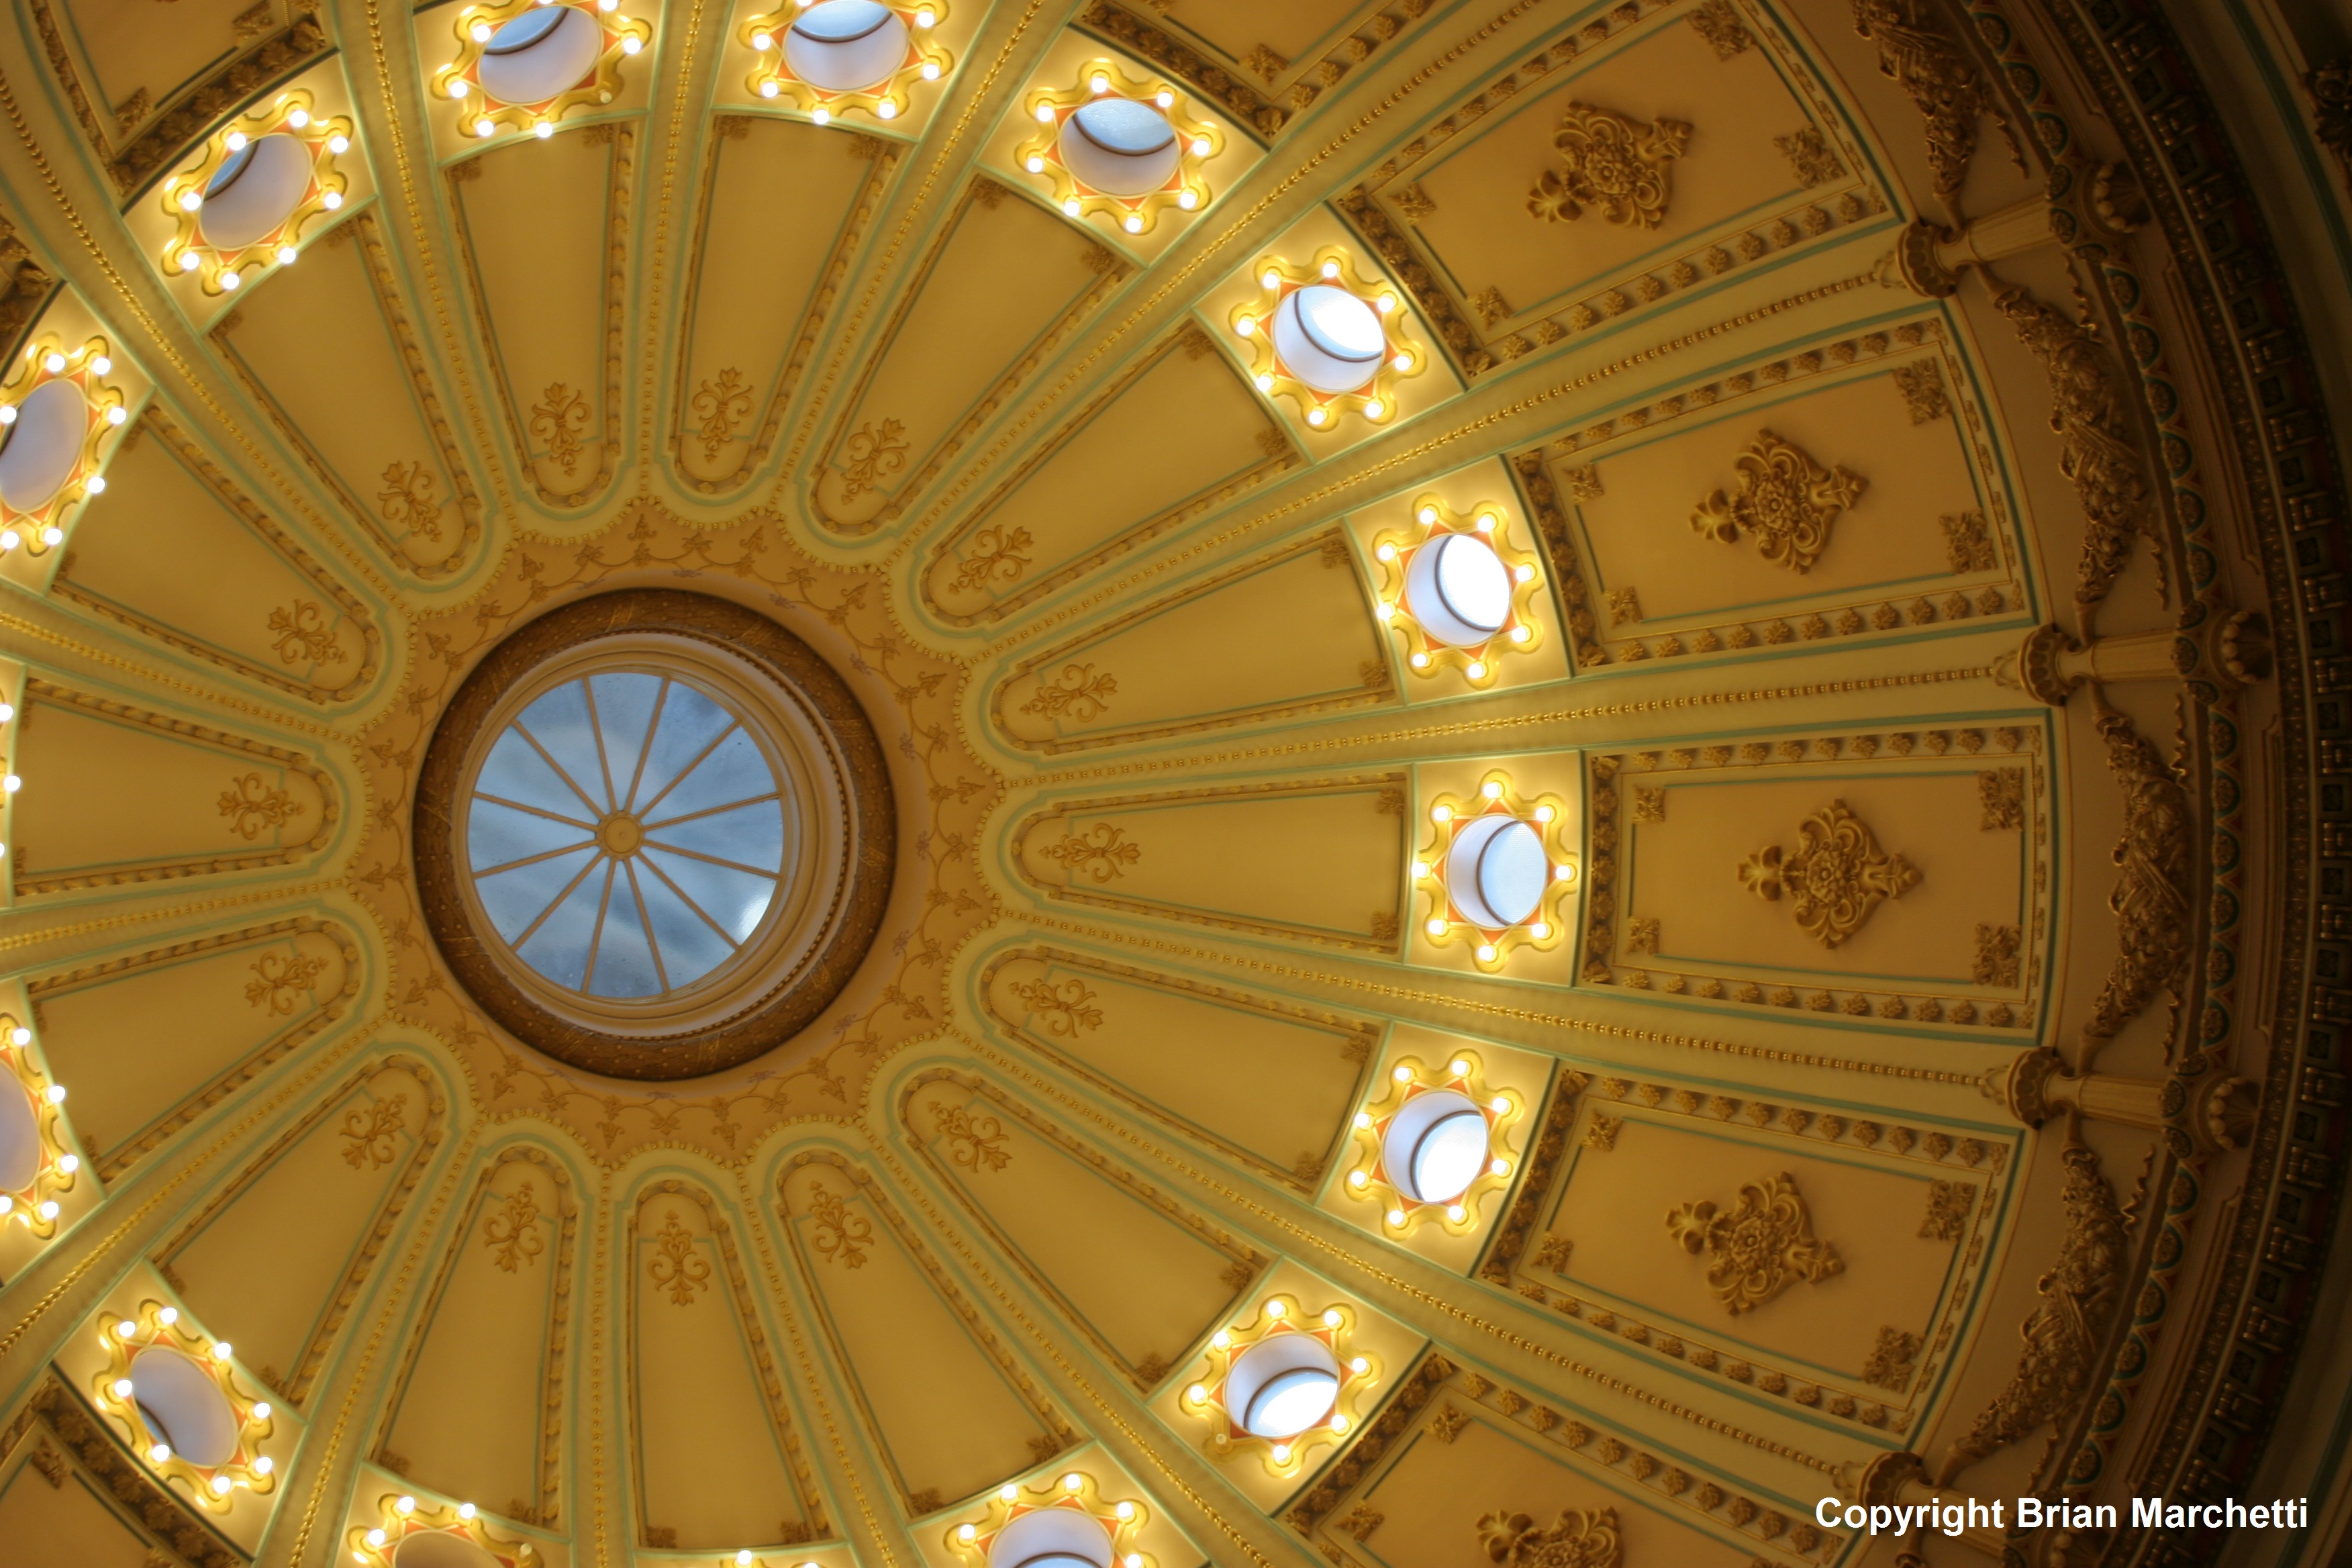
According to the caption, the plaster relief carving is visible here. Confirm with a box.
[1863,1325,1922,1391]
[1978,768,2025,829]
[1526,104,1690,230]
[1776,126,1846,187]
[1692,431,1866,574]
[483,1181,544,1271]
[529,383,591,475]
[1008,975,1102,1036]
[1476,1506,1623,1568]
[1737,802,1919,947]
[834,416,907,501]
[1920,1179,1973,1240]
[1019,663,1118,723]
[1851,0,2003,195]
[266,599,346,665]
[648,1210,711,1304]
[1974,924,2022,987]
[218,773,305,840]
[805,1182,871,1268]
[1687,0,1752,57]
[1894,358,1949,424]
[2081,708,2191,1053]
[339,1094,407,1170]
[1995,288,2163,620]
[690,367,752,461]
[244,949,328,1014]
[1666,1171,1845,1314]
[1941,1145,2127,1480]
[933,1102,1010,1172]
[1040,822,1142,882]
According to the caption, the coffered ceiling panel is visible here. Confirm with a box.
[673,119,897,496]
[779,1153,1067,1515]
[448,132,634,509]
[207,215,480,579]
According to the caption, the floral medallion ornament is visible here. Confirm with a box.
[1177,1291,1380,1475]
[160,91,352,293]
[1228,246,1423,432]
[1415,772,1576,971]
[0,1014,77,1239]
[91,1300,278,1511]
[740,0,951,125]
[1526,102,1690,228]
[1015,59,1220,236]
[0,334,128,559]
[1371,495,1547,687]
[349,1491,540,1568]
[1476,1506,1623,1568]
[1690,430,1868,573]
[432,0,653,142]
[1340,1051,1523,1237]
[1665,1171,1845,1315]
[944,1470,1153,1568]
[1738,801,1920,947]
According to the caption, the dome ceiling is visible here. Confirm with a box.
[0,2,2342,1568]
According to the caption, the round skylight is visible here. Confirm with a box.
[195,132,310,250]
[987,1508,1113,1568]
[1447,814,1549,928]
[1271,283,1383,394]
[1059,98,1180,196]
[418,591,895,1081]
[466,670,788,999]
[0,1076,39,1191]
[130,1345,240,1467]
[785,0,908,92]
[0,381,85,512]
[478,5,603,104]
[1406,533,1512,646]
[1227,1333,1340,1437]
[1381,1089,1489,1204]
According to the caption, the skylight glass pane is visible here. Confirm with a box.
[477,726,593,819]
[475,844,597,943]
[645,797,785,872]
[469,797,595,873]
[635,864,736,983]
[632,683,732,810]
[641,846,774,942]
[587,870,662,997]
[645,728,772,822]
[588,673,663,807]
[516,680,607,809]
[513,861,609,989]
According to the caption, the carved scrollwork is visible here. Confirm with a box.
[1941,1144,2127,1481]
[1737,801,1920,947]
[1691,431,1866,574]
[2081,708,2191,1053]
[1475,1505,1623,1567]
[1850,0,2005,194]
[483,1180,544,1272]
[647,1210,711,1304]
[1995,288,2164,623]
[1666,1172,1845,1315]
[1526,104,1689,229]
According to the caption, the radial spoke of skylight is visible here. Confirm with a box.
[473,792,596,830]
[618,677,673,813]
[475,838,599,880]
[511,719,607,821]
[623,861,671,995]
[578,861,621,993]
[641,790,783,832]
[637,851,744,952]
[631,718,743,822]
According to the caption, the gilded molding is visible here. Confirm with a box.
[13,677,340,896]
[1939,1144,2127,1482]
[54,407,388,697]
[1526,103,1689,228]
[1665,1172,1845,1315]
[153,1053,448,1406]
[675,130,901,497]
[1689,430,1867,575]
[980,944,1373,1191]
[205,213,485,579]
[28,916,360,1179]
[1736,801,1920,948]
[775,1147,1075,1507]
[899,1065,1263,1386]
[623,1179,827,1536]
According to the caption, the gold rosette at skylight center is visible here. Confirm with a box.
[0,2,2343,1568]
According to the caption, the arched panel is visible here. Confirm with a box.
[207,215,481,577]
[9,679,338,897]
[54,407,384,701]
[810,179,1122,534]
[448,130,632,509]
[901,1069,1260,1384]
[29,918,359,1179]
[154,1057,444,1406]
[377,1147,576,1525]
[920,326,1293,625]
[979,946,1372,1189]
[625,1180,824,1550]
[1011,775,1406,950]
[670,117,896,495]
[777,1153,1069,1513]
[988,529,1393,752]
